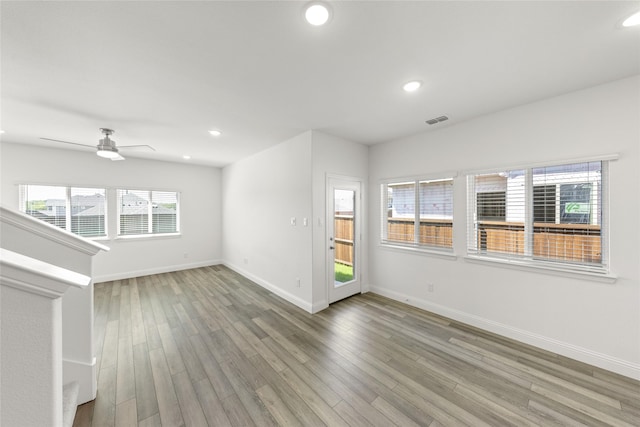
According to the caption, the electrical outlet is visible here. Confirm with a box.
[183,252,189,259]
[427,283,435,292]
[296,277,301,287]
[243,258,248,264]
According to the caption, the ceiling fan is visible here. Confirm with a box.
[41,128,155,161]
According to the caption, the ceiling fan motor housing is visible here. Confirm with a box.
[97,128,118,153]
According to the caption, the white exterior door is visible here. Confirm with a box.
[327,177,361,304]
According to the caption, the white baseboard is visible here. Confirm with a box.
[93,259,222,283]
[63,357,96,405]
[370,285,640,381]
[224,262,314,313]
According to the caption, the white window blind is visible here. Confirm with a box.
[117,189,179,236]
[19,184,107,238]
[71,187,107,237]
[381,178,453,250]
[467,161,606,272]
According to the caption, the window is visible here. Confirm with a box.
[467,161,607,272]
[381,177,453,250]
[19,184,107,238]
[117,189,179,236]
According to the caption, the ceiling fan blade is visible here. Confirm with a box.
[40,137,94,148]
[119,144,156,152]
[110,154,126,161]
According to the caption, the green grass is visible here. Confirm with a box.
[335,262,354,283]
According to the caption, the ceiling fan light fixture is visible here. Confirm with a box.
[96,148,120,159]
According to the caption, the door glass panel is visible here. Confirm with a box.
[334,189,355,286]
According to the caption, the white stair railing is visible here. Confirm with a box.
[0,205,109,425]
[0,249,90,427]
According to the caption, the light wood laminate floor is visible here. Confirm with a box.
[74,266,640,426]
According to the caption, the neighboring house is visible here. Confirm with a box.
[118,191,177,234]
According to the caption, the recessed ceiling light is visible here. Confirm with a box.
[305,3,331,26]
[403,80,422,92]
[209,130,222,137]
[183,155,191,160]
[623,11,640,27]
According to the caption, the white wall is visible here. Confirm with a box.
[0,142,222,281]
[311,132,368,311]
[222,131,314,311]
[222,130,369,313]
[368,75,640,379]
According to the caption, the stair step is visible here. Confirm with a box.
[62,381,80,427]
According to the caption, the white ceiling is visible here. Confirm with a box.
[2,1,639,167]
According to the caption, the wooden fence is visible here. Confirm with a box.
[478,221,601,263]
[341,213,601,265]
[334,215,354,265]
[386,218,453,248]
[384,217,600,263]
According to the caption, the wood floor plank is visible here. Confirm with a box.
[172,370,209,427]
[72,400,94,427]
[118,283,132,338]
[115,335,135,404]
[193,378,233,427]
[156,322,186,375]
[249,353,326,427]
[333,400,372,427]
[232,320,288,372]
[221,393,256,427]
[256,383,303,427]
[172,302,199,336]
[129,278,147,346]
[253,316,310,364]
[262,336,344,407]
[132,342,159,421]
[531,383,636,427]
[527,399,591,427]
[114,398,137,427]
[137,413,161,427]
[171,325,207,382]
[81,267,640,427]
[219,357,279,427]
[188,332,236,399]
[278,367,350,427]
[99,320,119,370]
[371,396,422,427]
[91,365,116,427]
[148,347,183,427]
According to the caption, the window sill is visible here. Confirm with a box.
[114,233,182,242]
[380,242,457,259]
[464,255,617,283]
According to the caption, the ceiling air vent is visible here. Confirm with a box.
[426,115,449,125]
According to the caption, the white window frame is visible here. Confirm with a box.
[116,189,181,238]
[465,156,616,279]
[18,183,108,239]
[380,174,456,255]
